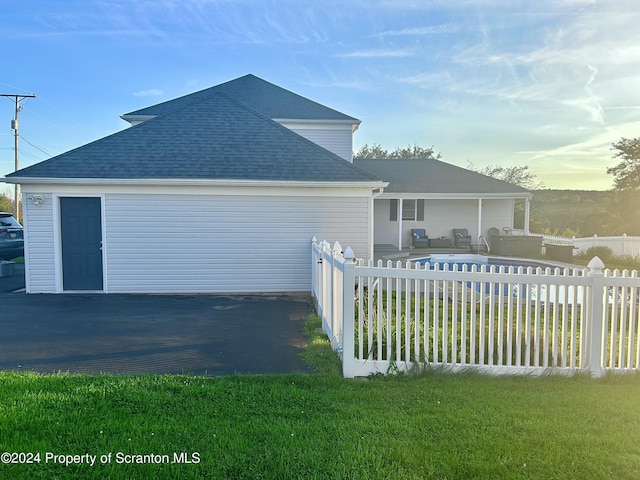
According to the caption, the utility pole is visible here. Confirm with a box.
[1,93,36,219]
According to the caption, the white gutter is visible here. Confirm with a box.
[377,191,532,200]
[272,118,360,126]
[2,176,388,189]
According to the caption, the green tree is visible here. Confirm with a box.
[466,162,544,190]
[607,137,640,191]
[354,143,441,160]
[466,162,544,231]
[0,193,13,213]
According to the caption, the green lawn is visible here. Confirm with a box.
[1,316,639,479]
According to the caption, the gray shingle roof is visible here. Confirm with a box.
[123,74,360,124]
[354,159,530,195]
[7,92,381,183]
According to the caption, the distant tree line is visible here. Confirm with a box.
[528,190,640,237]
[354,144,441,161]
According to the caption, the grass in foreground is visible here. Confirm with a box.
[1,315,639,479]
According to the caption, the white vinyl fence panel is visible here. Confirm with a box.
[573,235,640,258]
[312,238,640,378]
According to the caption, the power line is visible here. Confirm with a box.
[0,82,33,94]
[18,134,52,157]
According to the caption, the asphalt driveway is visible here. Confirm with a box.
[0,291,316,376]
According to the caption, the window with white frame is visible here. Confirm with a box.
[402,200,417,221]
[390,199,425,222]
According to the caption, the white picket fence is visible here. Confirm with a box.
[540,233,575,246]
[311,238,640,378]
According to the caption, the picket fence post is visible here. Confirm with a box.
[585,256,606,377]
[322,240,332,336]
[311,237,318,312]
[341,247,356,378]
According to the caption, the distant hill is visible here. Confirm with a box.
[528,190,640,237]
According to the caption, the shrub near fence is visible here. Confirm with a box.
[311,238,640,378]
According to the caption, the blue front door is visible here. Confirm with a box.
[60,197,103,291]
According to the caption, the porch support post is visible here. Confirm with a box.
[477,198,483,243]
[398,198,403,251]
[368,195,374,260]
[524,196,531,235]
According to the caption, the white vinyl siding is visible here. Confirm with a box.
[278,122,354,162]
[22,192,56,293]
[374,199,397,245]
[479,199,515,234]
[103,193,369,293]
[374,198,515,248]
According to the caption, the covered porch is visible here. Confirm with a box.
[354,158,533,258]
[373,194,532,253]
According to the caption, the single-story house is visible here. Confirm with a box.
[354,159,531,250]
[3,74,529,294]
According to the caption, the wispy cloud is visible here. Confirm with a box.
[605,106,640,110]
[374,23,462,37]
[132,89,164,97]
[339,49,414,58]
[299,78,374,91]
[430,3,640,127]
[523,120,640,156]
[395,71,454,88]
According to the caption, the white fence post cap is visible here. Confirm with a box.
[343,246,356,262]
[587,256,605,271]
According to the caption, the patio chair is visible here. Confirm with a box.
[453,228,472,248]
[410,229,430,248]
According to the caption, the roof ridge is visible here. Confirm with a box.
[121,74,359,123]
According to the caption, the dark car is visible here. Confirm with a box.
[0,212,24,260]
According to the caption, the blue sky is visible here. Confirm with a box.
[1,0,639,191]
